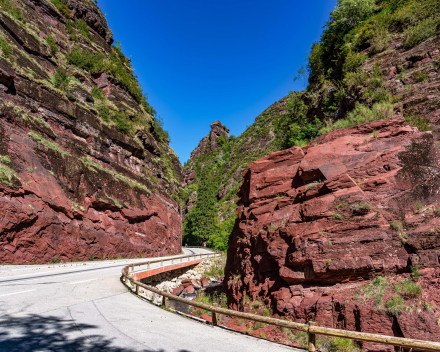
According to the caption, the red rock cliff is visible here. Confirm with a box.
[0,0,183,263]
[224,118,440,351]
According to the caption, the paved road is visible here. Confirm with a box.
[0,248,299,352]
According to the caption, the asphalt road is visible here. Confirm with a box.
[0,248,300,352]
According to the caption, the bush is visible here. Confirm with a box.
[0,0,26,22]
[50,0,71,18]
[0,36,12,59]
[343,52,367,74]
[328,337,358,352]
[403,16,439,48]
[319,102,393,135]
[386,295,405,316]
[66,46,105,72]
[53,68,70,91]
[46,35,58,55]
[91,86,105,100]
[390,220,403,232]
[66,19,93,41]
[333,213,343,220]
[401,281,422,298]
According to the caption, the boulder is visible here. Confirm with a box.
[171,286,184,296]
[200,277,209,287]
[183,285,195,294]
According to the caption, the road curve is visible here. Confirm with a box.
[0,248,300,352]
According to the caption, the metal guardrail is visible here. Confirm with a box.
[122,250,440,352]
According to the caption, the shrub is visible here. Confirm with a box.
[434,208,440,217]
[0,36,12,59]
[411,264,420,281]
[351,202,372,213]
[401,281,422,298]
[53,68,70,91]
[333,213,343,220]
[66,19,93,41]
[413,200,424,212]
[370,27,390,54]
[0,155,16,187]
[50,0,71,18]
[66,46,105,72]
[415,70,428,82]
[390,220,403,232]
[343,52,367,74]
[91,86,105,101]
[386,295,405,316]
[328,337,358,352]
[319,102,393,135]
[405,114,431,132]
[0,0,26,22]
[46,35,58,55]
[403,16,438,49]
[262,308,271,317]
[336,203,348,210]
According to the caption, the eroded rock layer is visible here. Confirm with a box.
[0,0,183,263]
[225,118,440,350]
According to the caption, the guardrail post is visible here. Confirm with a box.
[308,321,316,352]
[161,259,163,266]
[212,304,218,326]
[172,258,173,264]
[131,264,134,274]
[162,295,167,307]
[148,262,150,269]
[136,284,139,294]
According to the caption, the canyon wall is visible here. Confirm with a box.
[0,0,183,264]
[224,118,440,350]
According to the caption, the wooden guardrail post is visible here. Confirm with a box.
[308,321,316,352]
[212,304,218,326]
[136,284,139,294]
[161,259,163,266]
[162,295,167,307]
[132,264,134,274]
[148,261,150,269]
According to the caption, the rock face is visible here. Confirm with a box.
[189,121,229,162]
[224,118,440,350]
[0,0,183,263]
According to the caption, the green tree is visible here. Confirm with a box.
[183,167,218,246]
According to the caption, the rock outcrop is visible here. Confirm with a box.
[0,0,183,264]
[189,121,229,162]
[224,118,440,350]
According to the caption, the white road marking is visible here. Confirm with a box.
[68,278,97,285]
[0,289,37,297]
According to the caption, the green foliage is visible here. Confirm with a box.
[0,35,12,60]
[328,337,358,352]
[28,132,71,156]
[386,295,405,315]
[46,34,58,55]
[151,115,170,144]
[275,93,321,149]
[184,168,218,246]
[50,0,71,18]
[91,86,105,101]
[390,220,403,232]
[411,264,420,281]
[343,51,367,74]
[0,0,26,22]
[403,16,439,48]
[333,213,343,220]
[49,256,61,264]
[336,203,348,210]
[66,46,105,72]
[0,155,17,187]
[401,280,422,298]
[66,19,93,41]
[53,68,70,91]
[319,102,393,135]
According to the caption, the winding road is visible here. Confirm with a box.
[0,248,299,352]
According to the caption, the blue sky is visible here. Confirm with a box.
[97,0,337,162]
